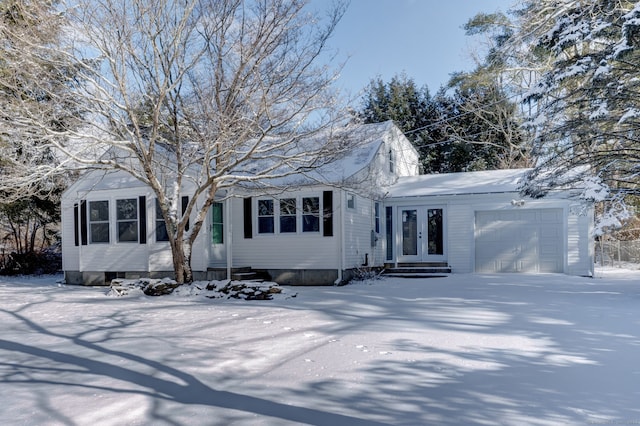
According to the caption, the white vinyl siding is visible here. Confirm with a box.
[343,193,382,268]
[446,204,474,273]
[567,203,594,276]
[234,193,339,270]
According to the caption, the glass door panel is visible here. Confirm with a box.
[427,208,443,255]
[402,209,418,256]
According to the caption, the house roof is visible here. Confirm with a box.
[297,120,396,183]
[385,168,531,198]
[64,121,413,195]
[238,120,409,187]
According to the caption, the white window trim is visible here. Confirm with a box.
[346,193,356,210]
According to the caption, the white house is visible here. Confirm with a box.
[61,121,594,286]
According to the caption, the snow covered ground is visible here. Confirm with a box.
[1,267,640,426]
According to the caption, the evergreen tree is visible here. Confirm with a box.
[508,0,640,208]
[356,72,527,173]
[357,74,443,173]
[0,0,75,271]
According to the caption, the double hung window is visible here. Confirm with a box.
[258,199,275,234]
[89,200,110,243]
[346,193,356,209]
[211,202,224,244]
[117,198,139,242]
[155,199,169,242]
[279,198,297,233]
[302,197,320,233]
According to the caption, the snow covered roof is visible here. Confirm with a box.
[237,120,402,187]
[385,168,531,197]
[296,120,396,183]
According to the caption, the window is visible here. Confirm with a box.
[385,206,393,260]
[374,202,380,233]
[427,208,444,255]
[346,193,356,209]
[302,197,320,232]
[211,202,224,244]
[389,149,395,174]
[155,199,169,242]
[258,199,274,234]
[89,200,110,243]
[253,195,328,235]
[280,198,297,233]
[117,198,138,242]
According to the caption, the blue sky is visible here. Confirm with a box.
[311,0,514,99]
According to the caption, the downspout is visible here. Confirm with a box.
[335,191,344,285]
[225,194,232,281]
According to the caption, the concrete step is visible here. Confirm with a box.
[383,264,451,279]
[231,271,260,281]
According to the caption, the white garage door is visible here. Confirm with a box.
[475,209,564,273]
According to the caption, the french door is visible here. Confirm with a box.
[398,206,445,262]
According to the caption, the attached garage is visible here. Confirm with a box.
[475,209,564,273]
[385,168,594,277]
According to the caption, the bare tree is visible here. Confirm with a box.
[2,0,350,283]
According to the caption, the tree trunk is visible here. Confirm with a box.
[170,238,193,284]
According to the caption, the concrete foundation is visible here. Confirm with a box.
[64,268,354,286]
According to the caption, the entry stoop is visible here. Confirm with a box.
[383,262,451,278]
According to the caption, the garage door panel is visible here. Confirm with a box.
[475,209,563,273]
[519,211,537,222]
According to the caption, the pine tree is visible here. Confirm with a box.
[510,0,640,206]
[357,71,527,173]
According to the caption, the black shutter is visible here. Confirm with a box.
[139,196,147,244]
[182,196,190,231]
[73,203,79,246]
[243,197,253,239]
[323,191,333,237]
[80,200,88,245]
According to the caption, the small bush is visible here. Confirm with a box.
[0,249,62,276]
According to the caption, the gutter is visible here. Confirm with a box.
[385,190,522,200]
[335,191,345,285]
[226,194,233,281]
